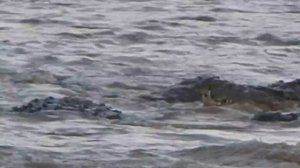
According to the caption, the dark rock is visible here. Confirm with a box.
[11,96,122,120]
[252,112,299,122]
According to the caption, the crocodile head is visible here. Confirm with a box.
[163,76,300,112]
[199,89,233,106]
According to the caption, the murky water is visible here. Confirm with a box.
[1,0,300,167]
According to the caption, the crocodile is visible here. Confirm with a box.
[11,96,122,120]
[161,76,300,112]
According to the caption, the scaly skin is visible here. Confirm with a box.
[11,96,123,120]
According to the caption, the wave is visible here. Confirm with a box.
[174,141,300,168]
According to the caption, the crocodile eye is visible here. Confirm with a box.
[224,99,233,104]
[203,92,209,98]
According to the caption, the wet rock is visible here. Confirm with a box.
[161,76,300,111]
[252,112,299,122]
[11,96,122,120]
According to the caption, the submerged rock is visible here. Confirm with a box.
[161,76,300,112]
[252,112,299,122]
[11,96,122,120]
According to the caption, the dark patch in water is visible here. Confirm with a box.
[107,82,147,90]
[255,33,300,46]
[56,32,91,39]
[176,16,216,22]
[142,6,168,12]
[118,32,152,44]
[252,112,299,122]
[137,25,167,31]
[52,3,75,7]
[66,58,95,66]
[211,8,255,13]
[19,19,73,26]
[0,10,19,15]
[205,36,256,45]
[72,25,104,30]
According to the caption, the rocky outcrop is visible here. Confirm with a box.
[161,76,300,112]
[11,96,122,120]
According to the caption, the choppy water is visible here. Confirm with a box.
[1,0,300,167]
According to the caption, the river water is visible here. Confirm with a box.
[1,0,300,167]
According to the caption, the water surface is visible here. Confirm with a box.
[1,0,300,167]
